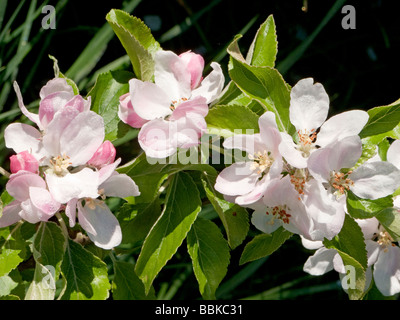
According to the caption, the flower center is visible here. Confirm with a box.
[329,171,354,196]
[48,154,71,176]
[249,150,274,175]
[377,230,395,252]
[266,205,291,224]
[290,168,309,200]
[297,129,317,158]
[170,97,188,111]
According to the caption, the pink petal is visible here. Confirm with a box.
[179,51,205,89]
[170,96,208,120]
[65,198,78,227]
[6,171,46,202]
[28,186,60,218]
[39,91,76,129]
[9,151,39,174]
[88,140,116,168]
[13,82,42,130]
[0,201,22,227]
[118,93,148,128]
[39,78,74,99]
[191,62,224,104]
[138,118,176,158]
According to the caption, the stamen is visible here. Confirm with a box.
[290,169,308,199]
[250,150,274,175]
[297,129,317,157]
[330,171,354,195]
[48,154,71,176]
[266,205,291,224]
[170,97,189,111]
[377,230,395,252]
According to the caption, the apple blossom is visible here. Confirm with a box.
[279,78,369,168]
[9,151,39,174]
[0,171,60,227]
[118,49,224,158]
[308,135,400,200]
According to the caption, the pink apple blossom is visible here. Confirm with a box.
[9,151,39,174]
[118,50,224,158]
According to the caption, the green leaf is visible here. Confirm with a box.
[346,190,393,219]
[117,200,162,246]
[239,228,292,265]
[187,218,230,300]
[87,70,133,141]
[323,215,368,300]
[359,99,400,139]
[200,171,249,249]
[227,36,295,135]
[60,239,110,300]
[375,208,400,242]
[25,222,67,300]
[135,172,202,294]
[106,9,161,81]
[205,104,260,138]
[0,224,25,277]
[213,81,252,107]
[246,15,277,67]
[112,261,156,300]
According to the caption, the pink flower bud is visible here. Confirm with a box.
[9,151,39,174]
[88,141,116,167]
[179,51,204,89]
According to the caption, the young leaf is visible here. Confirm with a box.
[205,104,260,138]
[112,261,156,300]
[135,172,202,294]
[359,99,400,139]
[246,15,278,67]
[323,215,368,300]
[187,218,230,300]
[106,9,161,81]
[201,171,249,249]
[87,70,133,141]
[227,36,295,135]
[239,228,292,265]
[346,190,393,219]
[0,224,25,278]
[60,239,110,300]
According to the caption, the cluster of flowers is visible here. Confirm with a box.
[213,78,400,296]
[0,78,140,249]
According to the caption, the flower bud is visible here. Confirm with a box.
[179,51,204,89]
[9,151,39,174]
[88,141,116,167]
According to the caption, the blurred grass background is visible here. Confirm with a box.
[1,0,399,300]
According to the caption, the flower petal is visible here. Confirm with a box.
[373,245,400,296]
[129,78,172,120]
[0,201,22,228]
[118,92,148,128]
[101,173,140,198]
[351,161,400,200]
[6,171,46,202]
[387,139,400,170]
[65,198,78,227]
[191,62,224,104]
[303,247,337,276]
[215,162,260,196]
[28,186,60,219]
[138,118,177,158]
[251,208,283,234]
[13,82,42,130]
[279,132,308,168]
[289,78,329,132]
[78,201,122,250]
[179,51,205,89]
[154,50,191,101]
[170,96,208,120]
[4,123,47,161]
[317,110,369,147]
[39,78,74,99]
[45,168,99,204]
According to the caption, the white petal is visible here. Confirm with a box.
[351,161,400,200]
[251,208,283,234]
[59,111,105,166]
[4,123,47,161]
[279,132,308,168]
[65,198,78,227]
[191,62,225,104]
[223,133,265,156]
[301,236,323,250]
[215,162,260,196]
[78,201,122,250]
[289,78,329,132]
[303,247,337,276]
[28,186,60,219]
[258,112,281,157]
[101,174,140,198]
[356,218,379,240]
[39,78,74,99]
[387,140,400,170]
[13,82,42,130]
[373,245,400,296]
[6,171,47,202]
[46,168,99,204]
[317,110,369,147]
[129,79,172,120]
[154,50,191,101]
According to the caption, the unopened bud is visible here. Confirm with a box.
[88,141,116,167]
[9,151,39,174]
